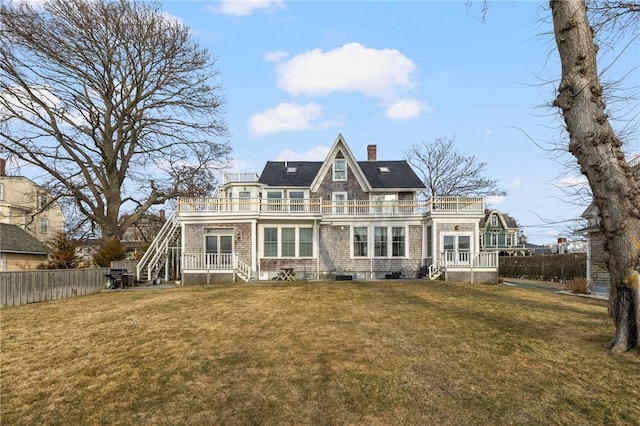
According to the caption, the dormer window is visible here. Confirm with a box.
[490,216,498,227]
[379,166,390,173]
[333,159,346,181]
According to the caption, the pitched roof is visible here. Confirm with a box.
[480,210,519,229]
[258,161,323,187]
[0,223,49,254]
[358,160,425,190]
[258,160,425,190]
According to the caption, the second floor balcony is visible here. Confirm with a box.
[177,196,485,219]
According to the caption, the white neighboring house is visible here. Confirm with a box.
[137,134,499,284]
[0,159,65,246]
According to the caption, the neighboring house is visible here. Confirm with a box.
[121,209,167,259]
[0,159,65,245]
[0,223,49,271]
[479,209,530,255]
[137,134,499,284]
[581,155,640,287]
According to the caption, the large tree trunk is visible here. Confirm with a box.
[550,0,640,353]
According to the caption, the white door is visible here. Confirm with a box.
[442,234,472,266]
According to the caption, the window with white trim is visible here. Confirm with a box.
[353,227,368,257]
[392,227,405,257]
[282,228,296,257]
[289,190,304,211]
[39,218,49,234]
[374,227,388,257]
[299,228,313,257]
[264,228,278,257]
[0,183,4,201]
[266,191,282,211]
[332,192,347,214]
[262,226,314,258]
[39,194,48,210]
[333,159,346,181]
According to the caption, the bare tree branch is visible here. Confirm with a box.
[0,0,231,240]
[404,136,506,199]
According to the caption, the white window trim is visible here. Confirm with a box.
[333,159,347,181]
[353,225,408,258]
[260,225,315,258]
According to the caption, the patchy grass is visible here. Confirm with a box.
[1,281,638,425]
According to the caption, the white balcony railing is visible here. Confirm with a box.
[439,251,498,268]
[223,172,260,184]
[177,196,485,217]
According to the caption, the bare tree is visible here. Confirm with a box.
[404,136,506,199]
[550,0,640,353]
[0,0,231,241]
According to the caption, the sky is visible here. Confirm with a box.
[157,0,640,245]
[11,0,639,245]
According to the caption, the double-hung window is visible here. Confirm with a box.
[333,159,346,181]
[282,228,296,257]
[263,227,313,258]
[289,191,304,212]
[392,227,405,257]
[266,191,282,212]
[374,227,388,257]
[353,227,368,257]
[299,228,313,257]
[264,228,278,257]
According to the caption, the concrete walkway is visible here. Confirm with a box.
[502,278,608,300]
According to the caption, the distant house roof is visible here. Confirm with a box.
[0,223,49,254]
[258,160,425,190]
[480,210,519,229]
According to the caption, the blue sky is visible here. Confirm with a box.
[162,0,639,245]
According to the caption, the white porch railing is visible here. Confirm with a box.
[440,251,499,268]
[182,253,250,277]
[177,196,484,218]
[223,172,259,184]
[183,253,234,270]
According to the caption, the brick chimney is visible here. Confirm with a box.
[558,237,567,244]
[159,209,166,220]
[0,158,5,177]
[367,145,377,161]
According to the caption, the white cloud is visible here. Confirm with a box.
[276,146,330,161]
[264,51,289,63]
[209,0,285,16]
[384,98,431,120]
[509,178,522,189]
[248,102,340,136]
[274,42,416,100]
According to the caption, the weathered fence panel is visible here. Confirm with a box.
[499,253,586,282]
[0,268,110,308]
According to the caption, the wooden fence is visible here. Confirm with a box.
[0,268,110,308]
[499,253,586,282]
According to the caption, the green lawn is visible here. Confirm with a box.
[1,281,638,425]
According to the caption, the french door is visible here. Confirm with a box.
[442,234,472,266]
[205,234,233,268]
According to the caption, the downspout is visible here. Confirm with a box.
[315,219,320,279]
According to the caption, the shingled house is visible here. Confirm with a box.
[137,134,498,284]
[581,155,640,287]
[0,223,49,271]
